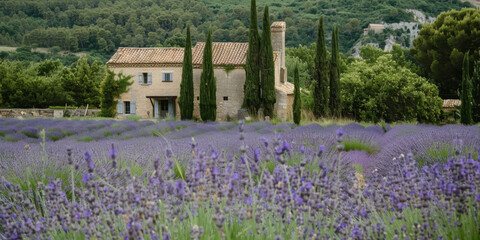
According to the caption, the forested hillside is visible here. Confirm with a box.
[0,0,471,55]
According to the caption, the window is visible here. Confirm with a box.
[197,96,199,101]
[124,101,130,114]
[223,96,228,101]
[143,73,148,84]
[139,72,151,85]
[163,72,172,82]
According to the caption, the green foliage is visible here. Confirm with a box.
[473,60,480,123]
[243,0,261,116]
[461,51,473,125]
[0,60,74,108]
[222,65,235,74]
[126,115,142,121]
[412,8,480,98]
[329,25,341,118]
[293,65,301,125]
[0,0,469,55]
[179,26,194,120]
[77,136,94,142]
[313,16,329,118]
[341,53,443,123]
[60,57,105,107]
[260,5,276,118]
[200,30,216,121]
[99,70,133,117]
[343,139,379,154]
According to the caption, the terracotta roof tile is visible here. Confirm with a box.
[275,81,294,95]
[192,42,248,66]
[108,43,279,67]
[107,47,184,65]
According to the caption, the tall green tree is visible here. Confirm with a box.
[200,30,216,121]
[329,24,341,118]
[460,51,473,125]
[99,70,133,117]
[472,60,480,123]
[243,0,261,116]
[260,5,275,118]
[179,26,194,120]
[412,8,480,98]
[60,57,104,107]
[293,65,301,125]
[313,16,329,118]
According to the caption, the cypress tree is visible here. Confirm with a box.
[329,24,341,118]
[260,5,276,118]
[179,26,194,120]
[460,51,473,125]
[472,60,480,123]
[293,65,301,125]
[243,0,261,116]
[313,16,329,118]
[200,30,216,121]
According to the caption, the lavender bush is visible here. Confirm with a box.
[0,118,479,239]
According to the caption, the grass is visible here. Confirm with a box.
[415,142,479,167]
[0,131,5,137]
[103,131,112,137]
[126,115,142,121]
[343,139,379,154]
[21,130,39,138]
[5,136,18,142]
[175,124,188,130]
[352,163,363,173]
[152,127,171,137]
[2,163,83,210]
[77,136,95,142]
[48,135,62,141]
[219,126,234,131]
[111,123,125,128]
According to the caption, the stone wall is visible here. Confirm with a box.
[0,109,100,118]
[192,67,245,121]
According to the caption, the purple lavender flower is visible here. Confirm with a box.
[109,144,117,159]
[254,149,261,163]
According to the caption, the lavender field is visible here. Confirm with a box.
[1,118,480,239]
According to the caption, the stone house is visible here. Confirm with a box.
[107,22,293,121]
[363,24,385,35]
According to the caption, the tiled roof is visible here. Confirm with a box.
[107,47,184,65]
[192,42,248,66]
[275,81,294,95]
[443,99,461,108]
[108,43,252,66]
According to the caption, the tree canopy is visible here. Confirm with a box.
[0,0,470,55]
[341,50,442,123]
[411,8,480,98]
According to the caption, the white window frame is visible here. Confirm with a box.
[162,72,173,82]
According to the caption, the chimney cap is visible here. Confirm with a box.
[271,21,286,32]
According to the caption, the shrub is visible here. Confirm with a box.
[341,54,442,123]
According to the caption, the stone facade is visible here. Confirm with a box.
[107,21,293,121]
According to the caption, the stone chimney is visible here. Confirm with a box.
[271,21,286,83]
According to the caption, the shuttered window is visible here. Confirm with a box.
[131,101,136,115]
[162,72,172,82]
[117,99,123,114]
[138,72,152,85]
